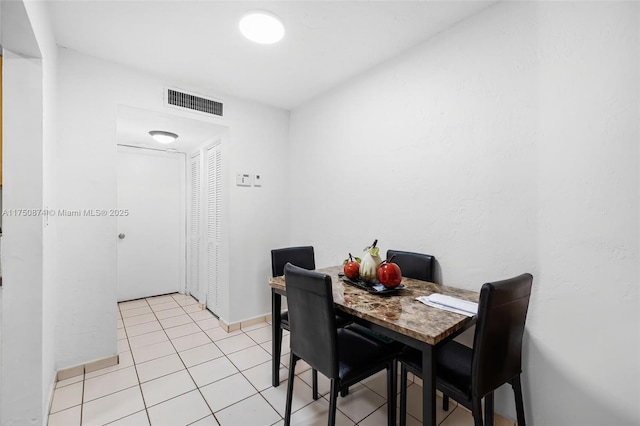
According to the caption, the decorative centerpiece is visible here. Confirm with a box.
[341,240,404,294]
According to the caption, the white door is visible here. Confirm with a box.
[187,152,201,299]
[117,146,186,301]
[205,144,222,314]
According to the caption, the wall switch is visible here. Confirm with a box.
[236,173,251,187]
[253,174,262,187]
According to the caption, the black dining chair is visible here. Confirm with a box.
[271,246,316,279]
[398,273,533,426]
[386,249,435,282]
[271,246,350,399]
[271,246,317,397]
[283,263,399,426]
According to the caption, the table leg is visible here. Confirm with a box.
[272,289,282,387]
[422,344,436,426]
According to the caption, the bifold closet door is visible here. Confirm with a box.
[187,152,202,299]
[205,144,222,315]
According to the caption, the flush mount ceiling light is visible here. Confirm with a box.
[149,130,178,144]
[239,11,285,44]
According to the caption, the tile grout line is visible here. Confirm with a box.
[180,321,249,423]
[79,372,85,426]
[141,294,190,421]
[111,296,194,424]
[118,297,182,423]
[236,323,324,423]
[252,346,356,424]
[236,345,285,423]
[123,294,206,423]
[151,294,217,423]
[157,303,281,423]
[86,299,150,425]
[436,394,458,426]
[80,302,131,425]
[133,298,153,426]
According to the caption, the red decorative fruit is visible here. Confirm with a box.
[377,255,402,288]
[343,253,361,280]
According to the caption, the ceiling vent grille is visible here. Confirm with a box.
[166,88,223,117]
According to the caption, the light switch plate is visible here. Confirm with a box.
[253,174,262,187]
[236,173,251,187]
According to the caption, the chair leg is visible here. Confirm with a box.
[328,379,339,426]
[387,361,397,426]
[284,354,297,426]
[443,394,449,411]
[340,387,349,397]
[484,392,494,426]
[511,375,526,426]
[471,396,484,426]
[312,368,319,400]
[273,326,284,386]
[399,363,408,426]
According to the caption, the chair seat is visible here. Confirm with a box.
[399,341,473,398]
[281,311,351,331]
[337,328,399,384]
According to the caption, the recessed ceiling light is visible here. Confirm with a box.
[149,130,178,144]
[239,11,285,44]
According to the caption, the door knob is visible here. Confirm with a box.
[118,233,126,239]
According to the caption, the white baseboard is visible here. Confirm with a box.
[56,353,119,381]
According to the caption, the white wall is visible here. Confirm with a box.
[1,50,45,426]
[55,47,290,367]
[289,2,639,425]
[0,0,57,424]
[55,47,119,369]
[225,101,291,323]
[532,3,638,425]
[23,0,59,418]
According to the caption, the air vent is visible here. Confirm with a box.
[166,88,223,117]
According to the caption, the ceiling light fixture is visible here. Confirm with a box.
[149,130,178,144]
[239,11,285,44]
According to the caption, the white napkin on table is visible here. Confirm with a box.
[416,293,478,317]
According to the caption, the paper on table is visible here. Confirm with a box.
[416,293,478,317]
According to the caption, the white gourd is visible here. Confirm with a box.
[359,250,382,283]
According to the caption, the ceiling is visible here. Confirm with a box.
[117,105,226,153]
[47,1,497,111]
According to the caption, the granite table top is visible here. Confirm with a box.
[269,265,480,346]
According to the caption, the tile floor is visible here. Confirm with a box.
[47,293,511,426]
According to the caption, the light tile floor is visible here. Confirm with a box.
[47,293,512,426]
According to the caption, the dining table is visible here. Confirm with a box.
[269,265,480,426]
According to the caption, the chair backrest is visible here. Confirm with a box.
[386,250,435,282]
[472,273,533,398]
[283,263,339,379]
[271,246,315,277]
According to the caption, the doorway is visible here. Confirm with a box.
[116,105,228,308]
[116,145,186,301]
